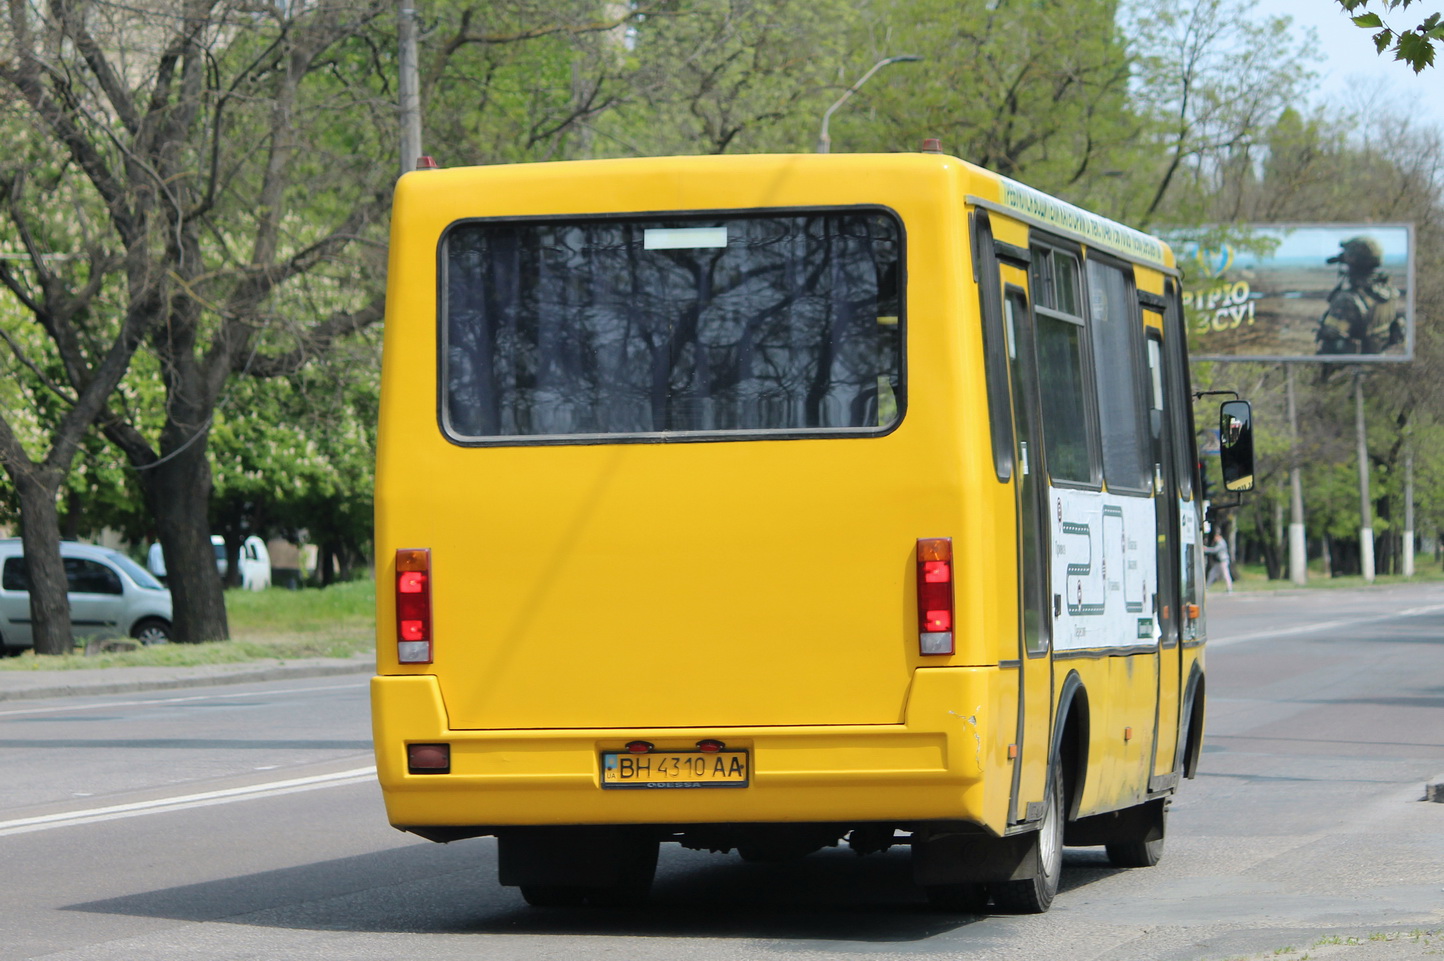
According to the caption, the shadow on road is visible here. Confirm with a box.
[65,840,1122,942]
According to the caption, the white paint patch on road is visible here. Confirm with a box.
[0,766,377,837]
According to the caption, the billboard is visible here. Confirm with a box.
[1179,224,1414,362]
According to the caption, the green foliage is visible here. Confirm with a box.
[1126,0,1319,226]
[209,334,379,564]
[845,0,1139,201]
[417,1,635,164]
[1339,0,1444,71]
[610,0,854,155]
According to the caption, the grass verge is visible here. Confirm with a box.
[1230,554,1444,592]
[0,579,374,671]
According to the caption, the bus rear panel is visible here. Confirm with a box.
[372,152,1215,912]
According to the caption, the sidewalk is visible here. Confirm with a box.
[0,652,374,701]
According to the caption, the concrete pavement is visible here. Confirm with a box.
[0,652,374,701]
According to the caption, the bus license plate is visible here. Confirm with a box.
[600,750,749,789]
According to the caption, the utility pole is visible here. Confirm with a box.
[1354,367,1375,582]
[1403,431,1415,577]
[1285,364,1306,584]
[398,0,422,175]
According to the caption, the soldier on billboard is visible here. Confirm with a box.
[1315,236,1405,355]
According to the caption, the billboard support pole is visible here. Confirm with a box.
[1354,367,1375,582]
[1286,364,1307,584]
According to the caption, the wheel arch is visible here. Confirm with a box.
[129,616,172,642]
[1179,663,1206,779]
[1052,670,1090,820]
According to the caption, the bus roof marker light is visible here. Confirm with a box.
[916,538,955,656]
[416,156,439,169]
[921,138,944,154]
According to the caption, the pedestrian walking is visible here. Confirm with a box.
[1205,530,1233,593]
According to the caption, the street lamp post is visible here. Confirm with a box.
[816,55,923,154]
[398,0,422,174]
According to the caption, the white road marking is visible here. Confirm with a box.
[0,679,368,719]
[1210,602,1444,648]
[0,766,377,838]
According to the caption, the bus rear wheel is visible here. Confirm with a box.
[1106,800,1167,867]
[500,827,658,908]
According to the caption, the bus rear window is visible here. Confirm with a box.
[440,209,902,443]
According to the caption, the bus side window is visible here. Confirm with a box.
[975,212,1014,482]
[1085,259,1150,493]
[1030,246,1097,486]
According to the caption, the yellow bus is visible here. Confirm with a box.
[371,150,1255,913]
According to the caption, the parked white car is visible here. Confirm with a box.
[211,535,272,591]
[0,540,173,653]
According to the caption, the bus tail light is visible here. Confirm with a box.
[396,548,433,664]
[408,743,450,773]
[917,538,954,655]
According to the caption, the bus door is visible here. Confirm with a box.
[1143,299,1181,782]
[975,211,1052,825]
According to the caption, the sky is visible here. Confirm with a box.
[1250,0,1444,130]
[1230,224,1411,267]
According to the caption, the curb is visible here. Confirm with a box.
[0,656,375,702]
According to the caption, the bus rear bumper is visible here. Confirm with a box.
[371,667,1008,832]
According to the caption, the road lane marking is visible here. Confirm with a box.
[1210,602,1444,647]
[0,765,377,838]
[0,679,369,719]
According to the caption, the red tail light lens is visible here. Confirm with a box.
[917,538,954,655]
[407,742,450,773]
[396,548,432,664]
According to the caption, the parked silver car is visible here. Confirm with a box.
[0,540,173,653]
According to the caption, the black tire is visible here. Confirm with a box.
[925,882,990,913]
[511,830,657,908]
[130,618,172,646]
[1106,801,1167,868]
[991,762,1064,914]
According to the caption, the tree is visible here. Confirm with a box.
[207,333,378,586]
[0,102,158,653]
[1337,1,1444,72]
[414,2,655,165]
[2,0,394,642]
[844,0,1140,200]
[1124,0,1317,227]
[613,0,853,156]
[1187,100,1444,577]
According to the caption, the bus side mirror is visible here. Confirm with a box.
[1219,400,1255,493]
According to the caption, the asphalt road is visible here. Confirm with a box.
[1,583,1441,960]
